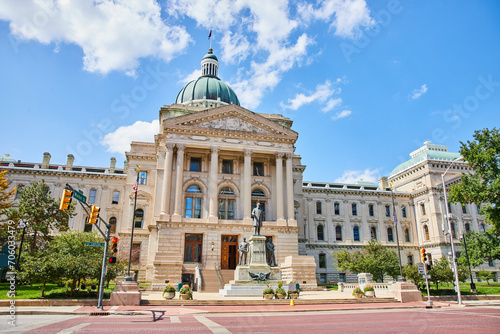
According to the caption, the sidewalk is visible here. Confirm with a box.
[3,290,499,316]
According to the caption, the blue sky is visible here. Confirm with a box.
[1,0,499,184]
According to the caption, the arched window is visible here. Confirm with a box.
[109,217,117,234]
[450,222,456,239]
[218,187,235,220]
[479,223,486,232]
[465,223,470,233]
[353,226,360,241]
[424,225,430,241]
[336,226,342,241]
[15,184,24,199]
[251,188,266,221]
[370,227,377,241]
[404,228,410,242]
[134,209,144,228]
[387,227,394,242]
[185,185,202,218]
[317,225,324,241]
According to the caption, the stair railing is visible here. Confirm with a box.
[214,263,224,289]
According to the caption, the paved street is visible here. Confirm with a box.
[2,307,499,333]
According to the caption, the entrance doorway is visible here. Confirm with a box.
[221,235,238,269]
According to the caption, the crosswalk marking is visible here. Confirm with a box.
[57,322,91,334]
[170,316,181,323]
[194,316,231,334]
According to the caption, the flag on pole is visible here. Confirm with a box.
[208,29,212,39]
[133,181,138,193]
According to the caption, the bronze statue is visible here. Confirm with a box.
[238,237,249,265]
[266,240,277,266]
[252,203,263,235]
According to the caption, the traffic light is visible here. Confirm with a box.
[109,237,118,264]
[421,248,427,262]
[90,205,100,224]
[59,189,73,210]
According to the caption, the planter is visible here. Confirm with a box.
[276,293,286,299]
[163,292,175,299]
[290,293,299,299]
[263,294,274,300]
[364,291,375,298]
[354,293,364,298]
[180,294,191,300]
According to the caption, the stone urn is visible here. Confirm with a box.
[163,292,175,299]
[263,294,274,300]
[365,290,375,298]
[180,294,191,300]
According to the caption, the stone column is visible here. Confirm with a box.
[243,149,253,223]
[285,153,296,226]
[276,152,285,225]
[172,144,185,222]
[208,146,220,223]
[160,143,175,217]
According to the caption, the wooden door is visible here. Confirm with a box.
[221,235,238,269]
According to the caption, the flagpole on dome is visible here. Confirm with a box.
[126,165,141,281]
[208,28,212,49]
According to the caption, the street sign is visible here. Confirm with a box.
[417,263,425,274]
[85,242,105,247]
[73,190,87,203]
[423,274,431,279]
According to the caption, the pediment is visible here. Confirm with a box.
[162,104,297,143]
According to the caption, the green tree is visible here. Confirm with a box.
[457,230,500,267]
[333,240,400,282]
[17,251,62,297]
[402,264,424,288]
[449,127,500,230]
[3,179,75,254]
[476,269,495,285]
[428,257,453,290]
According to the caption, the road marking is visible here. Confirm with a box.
[109,305,119,312]
[57,323,91,334]
[170,316,181,323]
[194,316,231,334]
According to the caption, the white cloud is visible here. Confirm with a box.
[280,80,342,112]
[101,120,159,154]
[410,84,428,100]
[335,168,380,184]
[298,0,374,38]
[0,0,191,75]
[220,31,251,64]
[332,109,351,120]
[179,68,201,85]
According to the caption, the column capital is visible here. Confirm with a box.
[244,149,253,157]
[166,143,175,150]
[285,152,293,159]
[275,152,285,159]
[176,144,186,151]
[211,146,220,154]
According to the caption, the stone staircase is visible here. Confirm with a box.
[201,269,235,292]
[220,269,235,285]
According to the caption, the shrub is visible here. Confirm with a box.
[363,284,374,293]
[163,283,176,294]
[275,281,286,296]
[263,282,274,296]
[179,284,192,296]
[352,287,364,296]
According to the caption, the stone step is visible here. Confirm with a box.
[200,270,222,293]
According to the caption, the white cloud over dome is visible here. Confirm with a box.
[101,120,159,154]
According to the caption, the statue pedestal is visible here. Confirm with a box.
[220,235,281,297]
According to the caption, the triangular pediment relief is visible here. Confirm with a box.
[162,105,297,143]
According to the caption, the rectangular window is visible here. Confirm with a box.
[334,203,340,215]
[138,171,147,185]
[320,273,327,284]
[222,159,233,174]
[190,157,202,172]
[185,197,202,218]
[420,203,426,215]
[462,205,467,214]
[369,204,374,217]
[401,206,407,218]
[319,254,326,268]
[339,273,346,282]
[89,189,97,204]
[184,234,203,263]
[448,202,453,214]
[407,255,413,266]
[352,203,357,216]
[385,205,391,217]
[112,191,120,204]
[316,202,322,215]
[253,162,264,176]
[15,185,24,199]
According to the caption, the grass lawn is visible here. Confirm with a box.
[420,282,500,296]
[0,283,116,300]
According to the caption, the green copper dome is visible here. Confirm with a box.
[175,48,240,107]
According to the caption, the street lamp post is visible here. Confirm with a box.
[441,156,464,305]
